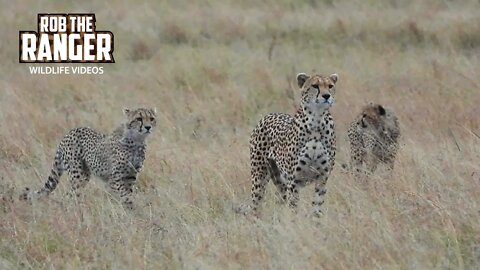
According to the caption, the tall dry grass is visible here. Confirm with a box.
[1,0,479,269]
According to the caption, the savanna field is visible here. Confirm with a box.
[1,0,480,269]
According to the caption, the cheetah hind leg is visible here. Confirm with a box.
[66,158,91,202]
[249,160,270,214]
[267,158,288,204]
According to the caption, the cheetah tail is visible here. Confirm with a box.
[20,149,64,201]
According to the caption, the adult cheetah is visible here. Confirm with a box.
[348,103,400,175]
[249,73,338,216]
[21,107,156,209]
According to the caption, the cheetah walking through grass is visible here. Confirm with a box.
[348,103,400,175]
[249,73,338,216]
[20,108,156,209]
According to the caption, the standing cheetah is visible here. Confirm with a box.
[348,103,400,175]
[21,108,156,209]
[249,73,338,216]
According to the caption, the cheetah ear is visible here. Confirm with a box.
[123,108,131,116]
[361,114,368,128]
[152,107,157,115]
[296,73,309,88]
[378,105,386,115]
[329,73,339,84]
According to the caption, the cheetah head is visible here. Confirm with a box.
[297,73,338,112]
[360,103,399,140]
[123,107,157,137]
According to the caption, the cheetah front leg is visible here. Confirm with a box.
[312,178,328,217]
[350,150,364,175]
[109,161,138,209]
[383,144,398,173]
[349,137,365,176]
[349,127,376,178]
[384,156,395,173]
[310,157,331,217]
[290,141,331,216]
[365,152,379,175]
[108,175,136,210]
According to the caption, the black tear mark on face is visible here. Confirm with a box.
[378,105,386,115]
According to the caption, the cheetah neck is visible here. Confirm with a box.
[112,125,147,146]
[120,136,146,147]
[294,107,331,139]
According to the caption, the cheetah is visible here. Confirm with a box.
[21,107,156,209]
[347,103,400,175]
[249,73,338,216]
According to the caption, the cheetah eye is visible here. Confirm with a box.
[328,84,334,89]
[136,117,143,122]
[150,117,155,121]
[311,84,319,90]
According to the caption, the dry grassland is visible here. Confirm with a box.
[0,0,479,269]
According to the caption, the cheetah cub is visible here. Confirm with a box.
[348,103,400,175]
[249,73,338,216]
[21,108,157,209]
